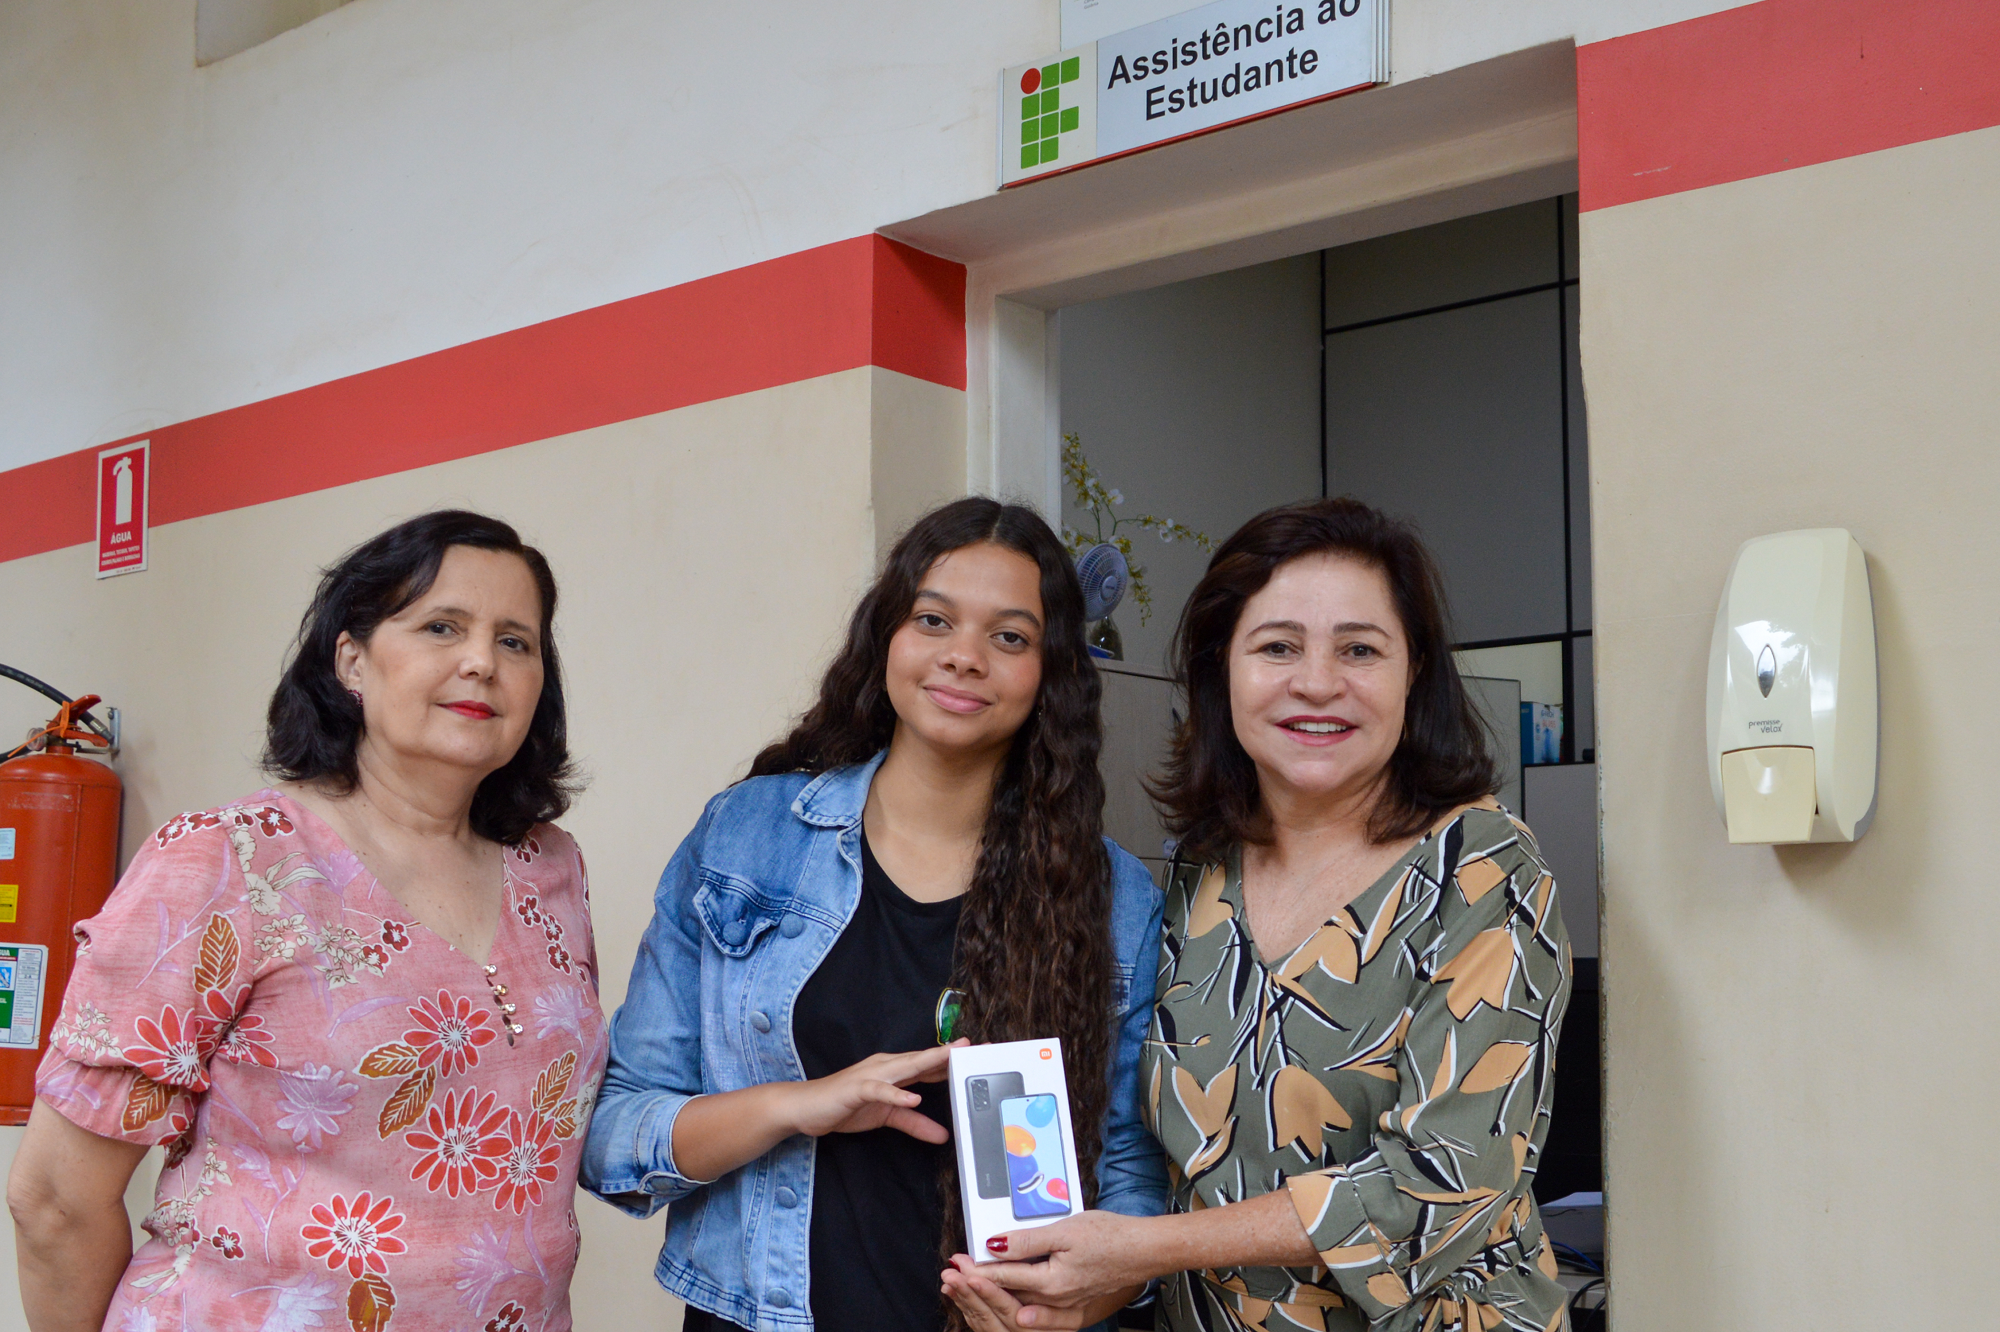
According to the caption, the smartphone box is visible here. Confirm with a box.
[948,1038,1083,1261]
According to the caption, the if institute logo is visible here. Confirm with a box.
[1018,57,1083,168]
[1000,45,1096,186]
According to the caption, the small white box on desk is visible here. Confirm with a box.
[948,1038,1083,1261]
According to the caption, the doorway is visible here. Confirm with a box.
[1058,193,1607,1322]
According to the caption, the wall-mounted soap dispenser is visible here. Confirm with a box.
[1707,529,1877,844]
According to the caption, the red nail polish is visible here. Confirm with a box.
[986,1236,1008,1254]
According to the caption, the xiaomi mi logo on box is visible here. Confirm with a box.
[1039,1048,1052,1060]
[96,440,149,578]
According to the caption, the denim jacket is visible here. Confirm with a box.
[580,753,1170,1331]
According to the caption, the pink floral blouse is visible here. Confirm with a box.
[35,791,608,1332]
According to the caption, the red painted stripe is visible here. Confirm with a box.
[1579,0,2000,211]
[871,234,967,390]
[0,235,964,565]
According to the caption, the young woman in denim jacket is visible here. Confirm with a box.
[582,498,1168,1332]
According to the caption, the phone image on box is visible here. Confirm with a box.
[1000,1094,1072,1220]
[966,1073,1025,1199]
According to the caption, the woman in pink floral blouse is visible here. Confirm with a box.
[7,511,607,1332]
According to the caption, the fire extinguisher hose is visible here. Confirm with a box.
[1,664,117,762]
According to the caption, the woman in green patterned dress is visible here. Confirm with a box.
[946,499,1573,1332]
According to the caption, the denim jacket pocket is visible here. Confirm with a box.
[694,870,782,958]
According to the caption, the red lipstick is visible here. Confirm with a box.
[441,701,496,719]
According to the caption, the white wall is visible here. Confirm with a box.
[2,0,1753,477]
[0,0,1052,473]
[196,0,354,64]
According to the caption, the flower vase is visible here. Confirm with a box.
[1087,615,1124,660]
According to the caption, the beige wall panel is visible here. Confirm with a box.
[1583,125,2000,1330]
[0,365,911,1330]
[871,366,970,558]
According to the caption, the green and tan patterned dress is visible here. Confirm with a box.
[1142,800,1572,1332]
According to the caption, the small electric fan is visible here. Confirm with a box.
[1075,543,1129,660]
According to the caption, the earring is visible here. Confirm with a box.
[347,689,363,706]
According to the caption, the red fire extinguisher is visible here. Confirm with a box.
[0,667,121,1125]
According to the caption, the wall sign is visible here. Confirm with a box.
[1002,0,1388,187]
[0,944,47,1050]
[95,438,150,578]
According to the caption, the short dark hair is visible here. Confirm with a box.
[1151,497,1496,861]
[263,510,578,845]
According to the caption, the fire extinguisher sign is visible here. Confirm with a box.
[0,944,48,1049]
[95,438,150,578]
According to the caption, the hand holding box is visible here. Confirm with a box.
[949,1039,1084,1260]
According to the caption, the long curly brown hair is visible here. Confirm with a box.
[748,497,1115,1315]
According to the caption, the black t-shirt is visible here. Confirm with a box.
[684,833,961,1332]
